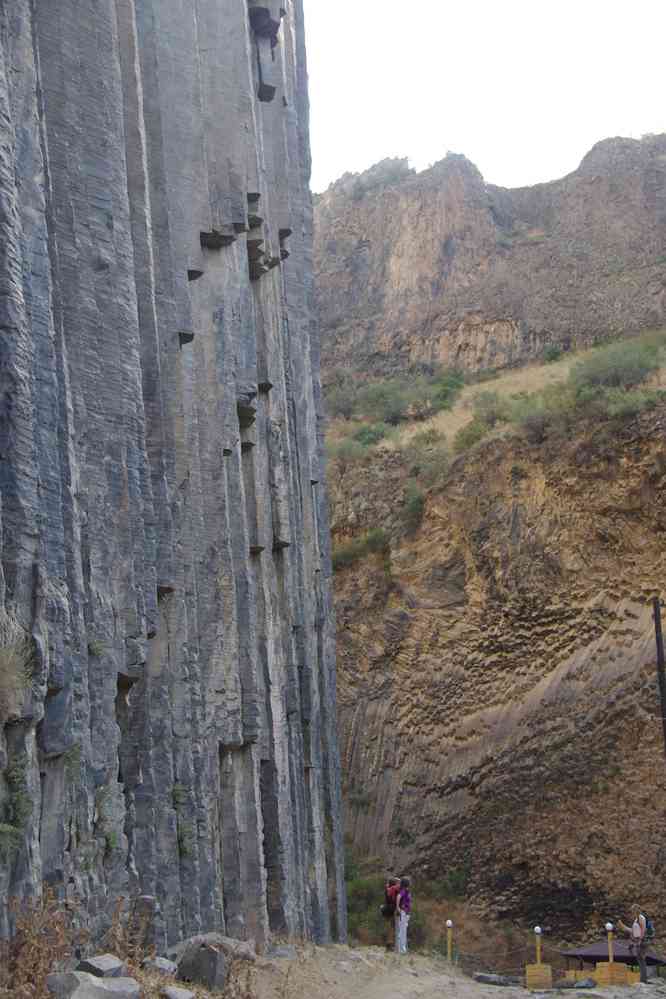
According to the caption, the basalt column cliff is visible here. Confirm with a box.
[0,1,346,947]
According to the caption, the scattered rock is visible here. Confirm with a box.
[77,956,127,979]
[161,988,195,999]
[142,956,178,977]
[47,972,141,998]
[266,945,298,960]
[474,973,523,986]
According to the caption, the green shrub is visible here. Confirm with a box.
[332,528,390,571]
[353,422,389,447]
[543,344,563,363]
[346,875,386,943]
[453,418,487,453]
[325,367,466,427]
[571,339,660,393]
[596,387,660,419]
[326,437,368,468]
[348,791,372,811]
[430,370,465,411]
[510,395,553,443]
[472,390,510,428]
[412,427,444,449]
[365,527,391,554]
[359,380,410,425]
[403,480,425,533]
[87,638,107,658]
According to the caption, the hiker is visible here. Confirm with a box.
[396,877,412,955]
[617,906,652,983]
[381,877,400,949]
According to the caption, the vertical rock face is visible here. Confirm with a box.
[0,0,345,948]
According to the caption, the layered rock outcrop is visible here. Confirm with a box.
[330,408,666,933]
[0,0,345,947]
[315,137,666,376]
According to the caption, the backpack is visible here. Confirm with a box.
[643,914,656,941]
[381,887,396,920]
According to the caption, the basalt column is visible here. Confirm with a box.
[0,0,346,946]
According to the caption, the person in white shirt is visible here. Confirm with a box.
[617,905,648,983]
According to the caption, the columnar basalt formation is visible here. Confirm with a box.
[329,408,666,933]
[0,0,346,948]
[314,138,666,377]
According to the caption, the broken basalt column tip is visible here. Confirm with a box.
[200,228,236,249]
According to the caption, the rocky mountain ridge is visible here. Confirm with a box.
[315,135,666,377]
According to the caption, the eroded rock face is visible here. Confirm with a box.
[0,0,345,947]
[330,407,666,934]
[314,139,666,376]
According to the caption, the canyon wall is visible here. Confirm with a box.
[0,0,346,947]
[315,137,666,377]
[330,408,666,933]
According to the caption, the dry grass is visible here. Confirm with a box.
[0,890,87,999]
[0,610,34,722]
[0,892,258,999]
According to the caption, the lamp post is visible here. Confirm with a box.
[535,926,543,965]
[606,923,614,964]
[446,919,453,962]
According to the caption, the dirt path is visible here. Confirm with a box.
[254,945,666,999]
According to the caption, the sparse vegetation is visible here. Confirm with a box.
[450,332,666,453]
[87,637,108,658]
[347,790,372,810]
[0,612,34,722]
[332,528,390,572]
[403,479,426,533]
[453,418,487,453]
[543,344,563,363]
[472,390,510,428]
[326,365,466,427]
[0,890,87,999]
[325,436,368,469]
[0,754,33,863]
[353,421,390,446]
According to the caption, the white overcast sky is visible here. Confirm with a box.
[303,0,666,194]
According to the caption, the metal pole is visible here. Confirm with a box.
[653,597,666,759]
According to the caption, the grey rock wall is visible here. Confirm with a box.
[0,0,346,948]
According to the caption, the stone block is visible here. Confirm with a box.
[47,972,141,998]
[142,956,178,977]
[77,955,127,978]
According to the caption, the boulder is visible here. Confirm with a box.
[474,973,523,986]
[168,932,256,965]
[142,956,178,977]
[47,972,141,998]
[77,955,127,978]
[161,989,195,999]
[170,932,255,991]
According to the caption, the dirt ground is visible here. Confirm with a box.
[253,946,666,999]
